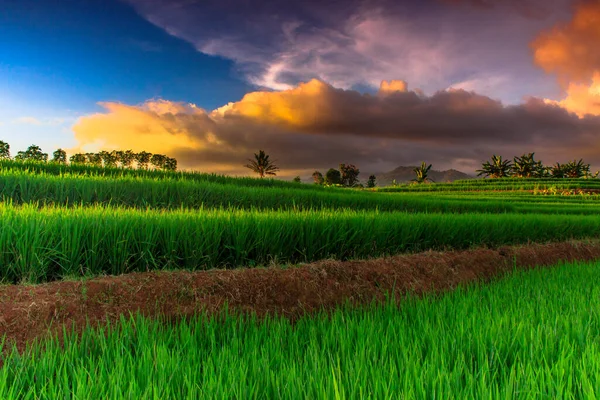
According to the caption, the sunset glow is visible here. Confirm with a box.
[2,0,600,175]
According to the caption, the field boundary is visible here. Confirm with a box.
[2,240,600,353]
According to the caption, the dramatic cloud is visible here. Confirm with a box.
[545,73,600,117]
[532,1,600,85]
[532,1,600,118]
[124,0,573,103]
[73,100,207,154]
[72,80,600,176]
[443,0,573,19]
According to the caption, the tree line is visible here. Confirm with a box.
[0,141,177,171]
[244,150,378,187]
[477,153,598,179]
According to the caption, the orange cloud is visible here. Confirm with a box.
[532,1,600,85]
[71,79,600,175]
[378,80,408,95]
[545,72,600,117]
[213,79,333,128]
[72,100,207,154]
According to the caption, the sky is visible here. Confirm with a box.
[1,0,600,177]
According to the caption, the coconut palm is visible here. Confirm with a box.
[412,162,434,184]
[245,150,279,178]
[477,155,512,178]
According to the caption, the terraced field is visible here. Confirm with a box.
[2,160,600,398]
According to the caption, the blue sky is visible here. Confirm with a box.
[1,0,600,175]
[0,0,251,153]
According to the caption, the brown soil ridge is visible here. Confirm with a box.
[2,240,600,354]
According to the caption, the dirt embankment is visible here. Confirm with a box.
[2,240,600,353]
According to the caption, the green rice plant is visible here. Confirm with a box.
[2,259,600,398]
[2,204,600,283]
[0,159,315,189]
[6,168,600,215]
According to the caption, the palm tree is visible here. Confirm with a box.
[477,155,512,178]
[551,162,566,178]
[512,153,544,178]
[412,162,434,184]
[563,159,590,178]
[245,150,279,178]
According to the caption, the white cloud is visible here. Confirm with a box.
[13,116,42,125]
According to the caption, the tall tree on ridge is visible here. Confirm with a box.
[52,148,67,164]
[412,162,433,184]
[477,155,512,178]
[339,163,360,187]
[150,153,167,170]
[69,153,87,164]
[312,171,324,185]
[367,175,377,188]
[135,151,152,170]
[15,145,48,162]
[0,140,10,159]
[245,150,279,178]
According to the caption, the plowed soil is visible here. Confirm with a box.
[2,240,600,354]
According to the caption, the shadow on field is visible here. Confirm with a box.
[2,240,600,354]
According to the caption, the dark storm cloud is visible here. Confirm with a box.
[72,80,600,176]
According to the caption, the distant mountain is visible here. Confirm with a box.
[375,166,473,186]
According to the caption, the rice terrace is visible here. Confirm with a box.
[4,0,600,398]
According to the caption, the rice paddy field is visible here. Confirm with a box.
[2,160,600,398]
[3,259,600,398]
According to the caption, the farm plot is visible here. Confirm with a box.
[2,162,600,399]
[3,204,600,283]
[2,258,600,398]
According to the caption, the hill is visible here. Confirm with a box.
[375,166,473,186]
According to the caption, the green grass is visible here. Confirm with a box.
[2,259,600,399]
[0,159,307,189]
[6,168,600,215]
[377,180,600,192]
[4,203,600,283]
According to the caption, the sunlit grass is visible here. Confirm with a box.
[3,203,600,283]
[2,259,600,398]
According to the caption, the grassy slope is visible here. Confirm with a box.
[4,168,600,214]
[2,161,600,283]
